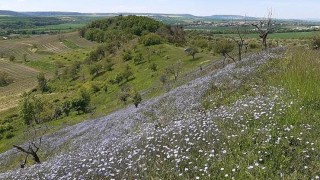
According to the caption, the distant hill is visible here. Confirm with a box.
[21,11,84,16]
[1,10,319,23]
[205,15,257,20]
[0,10,26,17]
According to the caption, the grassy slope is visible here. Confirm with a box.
[0,33,97,152]
[197,48,320,179]
[0,34,217,154]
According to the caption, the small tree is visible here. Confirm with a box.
[20,93,44,125]
[20,94,35,126]
[214,38,235,65]
[165,61,182,81]
[37,73,49,93]
[232,28,246,61]
[13,126,46,168]
[184,47,199,60]
[252,11,273,50]
[132,92,142,108]
[119,85,133,104]
[72,88,91,114]
[9,55,15,61]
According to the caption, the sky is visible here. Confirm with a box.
[0,0,319,19]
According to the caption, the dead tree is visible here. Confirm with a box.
[13,126,45,168]
[232,28,246,61]
[252,11,273,50]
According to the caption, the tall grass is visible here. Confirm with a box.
[279,49,320,103]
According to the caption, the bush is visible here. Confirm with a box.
[0,72,13,87]
[149,63,158,72]
[214,38,235,56]
[160,75,167,84]
[37,73,49,92]
[122,69,133,82]
[103,84,108,92]
[89,64,101,77]
[62,100,72,116]
[9,55,15,61]
[311,36,320,50]
[140,33,163,46]
[249,42,259,49]
[90,83,101,93]
[71,88,91,114]
[123,50,133,62]
[20,93,44,125]
[5,132,14,139]
[134,53,144,65]
[132,92,142,108]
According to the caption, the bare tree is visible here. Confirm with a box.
[13,126,46,168]
[232,28,246,61]
[252,11,273,50]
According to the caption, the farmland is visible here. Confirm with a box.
[0,59,38,112]
[0,32,97,114]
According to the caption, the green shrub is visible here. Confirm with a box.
[132,92,142,108]
[140,33,163,46]
[134,53,144,65]
[71,88,91,114]
[123,50,133,62]
[0,72,13,87]
[90,83,101,93]
[311,36,320,49]
[37,72,49,92]
[149,63,158,72]
[5,132,14,139]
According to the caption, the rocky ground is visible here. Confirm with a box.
[0,48,286,179]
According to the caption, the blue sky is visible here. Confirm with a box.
[0,0,319,19]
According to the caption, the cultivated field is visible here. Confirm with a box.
[0,59,38,112]
[0,32,96,111]
[0,32,96,62]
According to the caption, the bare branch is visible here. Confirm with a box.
[13,145,32,155]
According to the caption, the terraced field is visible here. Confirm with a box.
[0,32,96,61]
[0,32,96,112]
[0,59,38,112]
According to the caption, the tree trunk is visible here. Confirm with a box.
[238,44,242,61]
[31,151,41,164]
[262,36,267,50]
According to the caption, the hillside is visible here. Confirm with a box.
[0,15,216,155]
[1,46,320,179]
[0,14,320,179]
[3,46,319,179]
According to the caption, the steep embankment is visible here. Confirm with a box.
[0,48,286,179]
